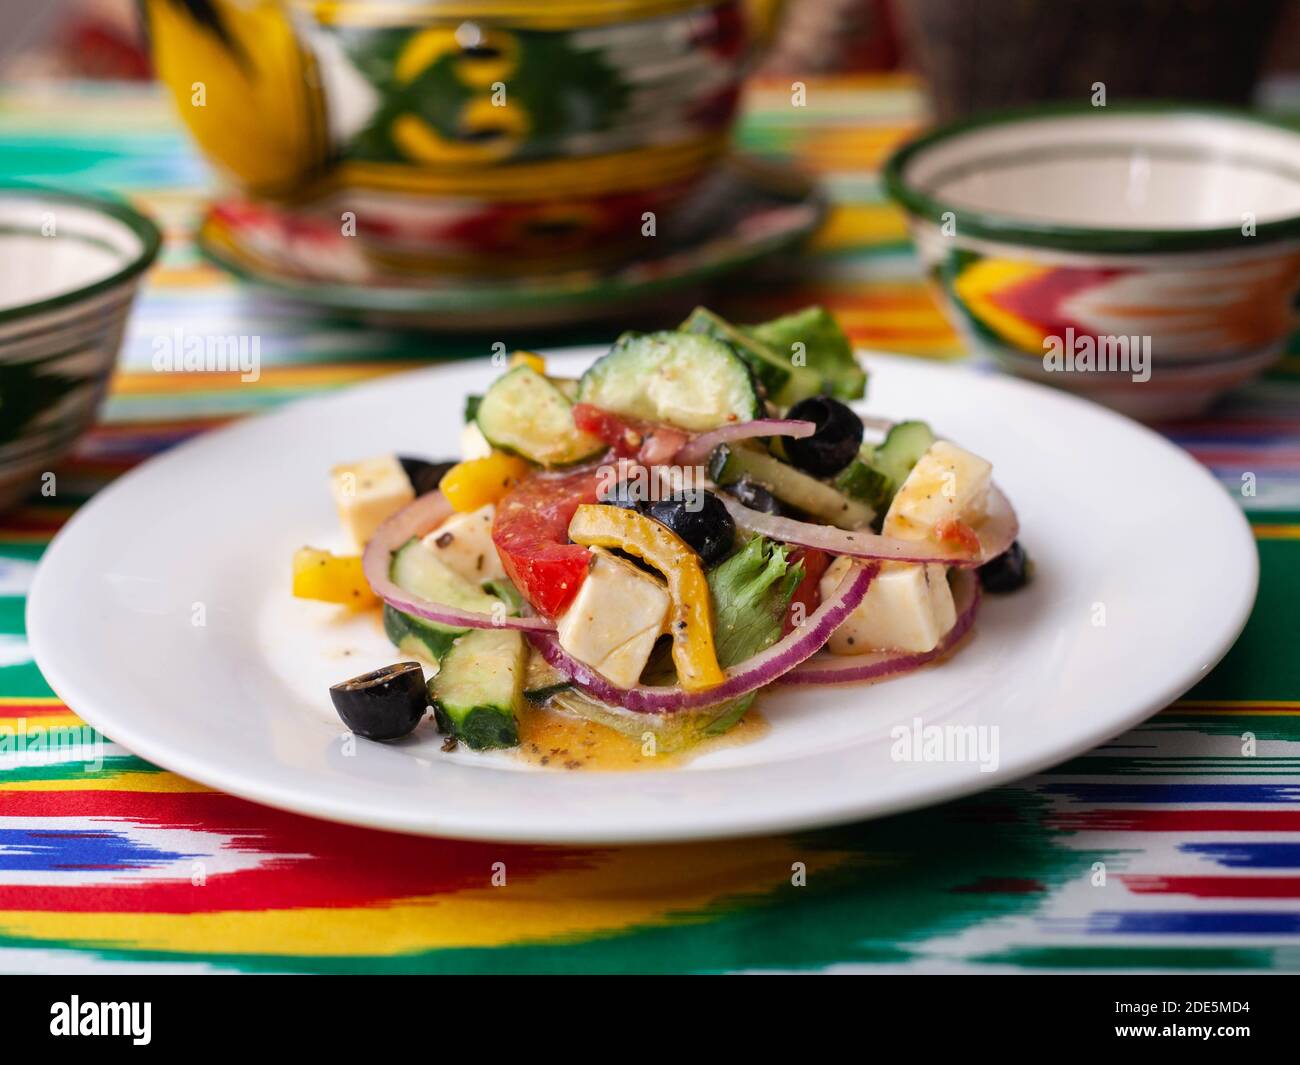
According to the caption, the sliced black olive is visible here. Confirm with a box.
[979,540,1032,594]
[644,489,735,565]
[398,456,458,497]
[330,662,427,740]
[722,476,783,516]
[784,396,864,477]
[597,478,649,511]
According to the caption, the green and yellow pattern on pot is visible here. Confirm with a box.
[886,104,1300,420]
[143,0,776,271]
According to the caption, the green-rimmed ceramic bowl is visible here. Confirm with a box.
[0,187,161,510]
[884,103,1300,420]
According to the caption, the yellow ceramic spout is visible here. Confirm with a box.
[143,0,327,196]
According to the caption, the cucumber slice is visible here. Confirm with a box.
[680,307,821,406]
[384,538,505,663]
[523,651,572,703]
[861,420,935,507]
[483,577,524,615]
[429,628,526,750]
[577,331,761,432]
[382,603,461,663]
[391,538,502,614]
[709,443,874,529]
[834,458,892,512]
[476,365,604,466]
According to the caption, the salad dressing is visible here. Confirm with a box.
[515,704,768,771]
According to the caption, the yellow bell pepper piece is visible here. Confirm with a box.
[292,547,376,607]
[509,351,546,374]
[439,451,531,512]
[568,504,725,692]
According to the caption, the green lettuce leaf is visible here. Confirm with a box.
[708,536,803,668]
[698,536,804,735]
[746,305,867,402]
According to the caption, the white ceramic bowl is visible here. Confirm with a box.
[0,188,161,509]
[885,104,1300,419]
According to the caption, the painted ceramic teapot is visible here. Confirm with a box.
[144,0,781,272]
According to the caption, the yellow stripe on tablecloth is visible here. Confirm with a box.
[0,771,211,793]
[0,712,82,729]
[796,127,921,173]
[1172,700,1300,714]
[835,304,954,332]
[0,836,855,955]
[1253,524,1300,540]
[109,363,423,395]
[747,71,924,94]
[810,203,909,250]
[148,263,232,288]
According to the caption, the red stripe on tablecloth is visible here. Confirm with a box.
[1122,875,1300,899]
[0,791,587,913]
[1049,809,1300,832]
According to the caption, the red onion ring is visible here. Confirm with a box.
[674,419,816,465]
[639,427,689,466]
[972,486,1019,562]
[361,491,556,633]
[781,569,981,685]
[721,484,1018,567]
[527,560,880,713]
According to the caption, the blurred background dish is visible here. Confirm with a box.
[142,0,778,276]
[885,105,1300,419]
[0,186,160,510]
[195,155,823,329]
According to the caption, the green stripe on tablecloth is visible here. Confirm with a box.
[1185,538,1300,700]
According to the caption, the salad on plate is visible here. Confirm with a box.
[291,307,1029,764]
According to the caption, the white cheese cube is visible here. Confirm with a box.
[556,548,671,688]
[420,503,506,584]
[330,454,415,548]
[820,556,956,654]
[460,423,492,460]
[883,440,992,543]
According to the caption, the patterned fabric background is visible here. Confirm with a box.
[1,77,1298,973]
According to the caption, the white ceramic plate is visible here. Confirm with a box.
[27,352,1257,843]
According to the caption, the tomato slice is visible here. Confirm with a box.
[782,547,830,636]
[935,518,981,557]
[572,403,640,458]
[492,467,599,618]
[572,403,687,466]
